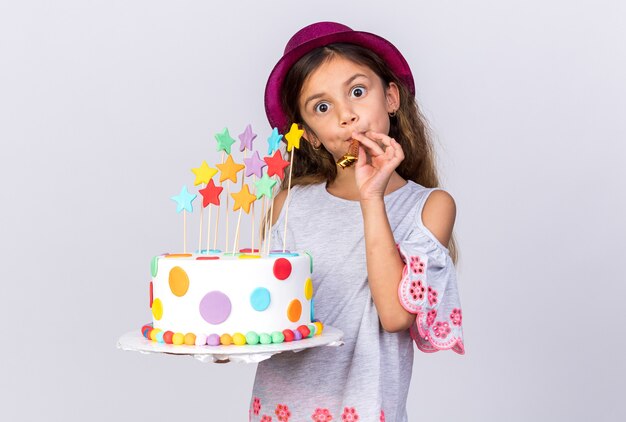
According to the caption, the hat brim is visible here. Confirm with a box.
[264,30,415,132]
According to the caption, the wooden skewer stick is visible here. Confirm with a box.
[198,185,204,253]
[267,195,275,254]
[225,182,230,253]
[242,150,247,188]
[214,151,226,251]
[233,209,242,254]
[282,150,295,252]
[251,175,256,252]
[213,204,220,251]
[259,196,267,255]
[183,210,187,254]
[206,205,212,254]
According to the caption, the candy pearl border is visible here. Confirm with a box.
[140,320,324,346]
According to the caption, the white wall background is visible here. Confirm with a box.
[1,1,624,420]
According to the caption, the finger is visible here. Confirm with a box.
[389,137,405,160]
[364,131,394,147]
[355,140,368,169]
[352,132,385,157]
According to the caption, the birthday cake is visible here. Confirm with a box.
[140,124,324,346]
[143,250,320,346]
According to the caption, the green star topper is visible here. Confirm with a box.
[255,172,277,199]
[215,127,236,154]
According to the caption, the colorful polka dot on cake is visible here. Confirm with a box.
[151,256,159,277]
[287,299,302,322]
[239,248,260,253]
[273,257,292,280]
[169,266,190,297]
[305,251,313,272]
[250,287,271,311]
[199,291,232,324]
[304,278,313,300]
[152,298,163,320]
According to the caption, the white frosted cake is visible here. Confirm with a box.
[142,250,323,346]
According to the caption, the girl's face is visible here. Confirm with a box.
[298,55,400,160]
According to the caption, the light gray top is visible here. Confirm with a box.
[250,181,464,422]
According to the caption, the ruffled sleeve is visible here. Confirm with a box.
[396,189,465,355]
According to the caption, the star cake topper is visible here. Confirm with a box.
[198,179,224,207]
[171,185,197,213]
[255,173,277,199]
[238,124,257,152]
[267,128,283,156]
[231,184,257,214]
[216,154,246,183]
[215,128,236,154]
[284,123,304,152]
[191,160,218,186]
[264,150,290,180]
[243,150,267,178]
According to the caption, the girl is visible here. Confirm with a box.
[251,22,464,422]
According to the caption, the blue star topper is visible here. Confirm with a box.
[267,127,283,155]
[171,185,197,213]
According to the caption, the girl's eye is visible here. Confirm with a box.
[350,86,366,98]
[314,102,330,113]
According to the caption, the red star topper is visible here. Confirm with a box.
[198,179,224,207]
[263,150,290,180]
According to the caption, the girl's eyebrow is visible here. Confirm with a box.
[344,73,368,87]
[303,73,369,108]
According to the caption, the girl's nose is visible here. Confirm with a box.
[339,105,358,127]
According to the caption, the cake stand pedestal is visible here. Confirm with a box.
[117,325,344,364]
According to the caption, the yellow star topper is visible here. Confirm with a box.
[191,160,218,186]
[231,184,257,214]
[285,123,304,152]
[216,154,245,183]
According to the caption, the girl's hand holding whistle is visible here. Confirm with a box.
[352,130,405,201]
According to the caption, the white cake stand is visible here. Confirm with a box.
[117,325,344,364]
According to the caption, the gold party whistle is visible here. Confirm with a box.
[337,139,359,169]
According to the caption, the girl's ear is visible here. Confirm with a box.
[302,124,320,148]
[385,82,401,113]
